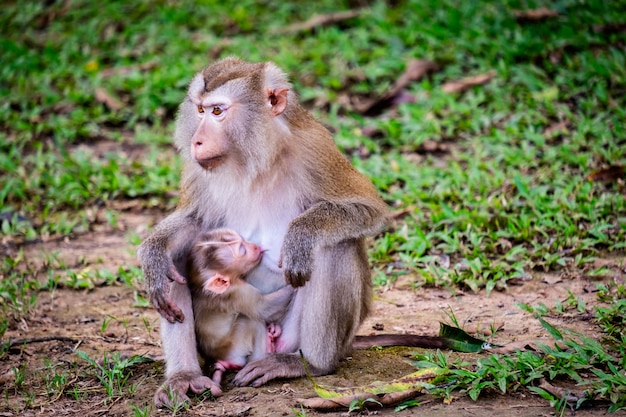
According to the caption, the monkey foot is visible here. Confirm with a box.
[233,353,316,387]
[154,372,223,408]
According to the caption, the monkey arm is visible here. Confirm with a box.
[281,199,388,287]
[138,209,201,323]
[258,285,293,322]
[224,283,292,322]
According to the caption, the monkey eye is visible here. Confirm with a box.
[211,106,225,116]
[197,105,205,114]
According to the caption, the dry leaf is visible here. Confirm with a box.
[538,379,586,403]
[298,389,422,410]
[417,139,449,154]
[360,125,383,138]
[357,59,439,115]
[513,8,559,22]
[593,23,626,35]
[390,207,413,219]
[542,275,562,285]
[209,38,233,60]
[0,369,14,386]
[543,121,569,138]
[274,10,362,34]
[587,165,625,183]
[388,60,439,99]
[95,87,123,111]
[441,71,496,94]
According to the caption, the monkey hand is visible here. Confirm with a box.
[154,371,222,408]
[280,233,314,287]
[147,262,187,323]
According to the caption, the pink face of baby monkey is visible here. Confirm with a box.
[195,229,264,294]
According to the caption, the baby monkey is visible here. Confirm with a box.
[187,228,293,387]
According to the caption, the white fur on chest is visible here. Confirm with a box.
[194,166,304,291]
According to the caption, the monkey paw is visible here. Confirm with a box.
[154,372,222,408]
[282,252,313,287]
[233,353,308,387]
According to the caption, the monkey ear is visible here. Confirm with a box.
[267,88,288,116]
[204,273,231,295]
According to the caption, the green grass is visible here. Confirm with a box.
[1,0,625,413]
[416,292,626,413]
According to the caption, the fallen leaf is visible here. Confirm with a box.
[542,275,562,285]
[441,71,497,94]
[439,322,495,352]
[357,59,439,116]
[209,38,233,60]
[273,9,362,34]
[513,8,559,22]
[593,23,626,35]
[390,207,413,219]
[0,369,14,385]
[538,378,586,404]
[583,283,598,293]
[417,139,449,154]
[299,365,446,411]
[543,121,569,138]
[587,165,625,183]
[298,389,422,410]
[95,87,123,111]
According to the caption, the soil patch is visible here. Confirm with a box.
[1,211,622,416]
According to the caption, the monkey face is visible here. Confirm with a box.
[195,229,264,276]
[180,58,291,173]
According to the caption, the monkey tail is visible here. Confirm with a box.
[352,334,447,350]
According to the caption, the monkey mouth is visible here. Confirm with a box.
[197,156,224,170]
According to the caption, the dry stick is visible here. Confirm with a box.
[95,87,123,110]
[299,389,424,411]
[357,59,439,116]
[273,10,363,34]
[33,375,80,407]
[6,335,79,348]
[538,378,586,404]
[441,71,497,94]
[513,8,559,22]
[88,396,123,416]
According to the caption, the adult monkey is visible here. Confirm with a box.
[138,57,388,406]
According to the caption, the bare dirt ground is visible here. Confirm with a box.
[1,210,624,416]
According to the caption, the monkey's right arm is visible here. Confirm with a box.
[258,285,294,322]
[138,209,200,323]
[227,284,293,322]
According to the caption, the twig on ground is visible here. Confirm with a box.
[273,10,362,34]
[6,336,79,348]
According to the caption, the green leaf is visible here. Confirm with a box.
[527,386,555,401]
[537,317,563,341]
[439,322,497,352]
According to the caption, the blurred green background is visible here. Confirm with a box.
[1,0,625,413]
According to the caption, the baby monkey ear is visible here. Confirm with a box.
[266,88,288,116]
[203,273,231,294]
